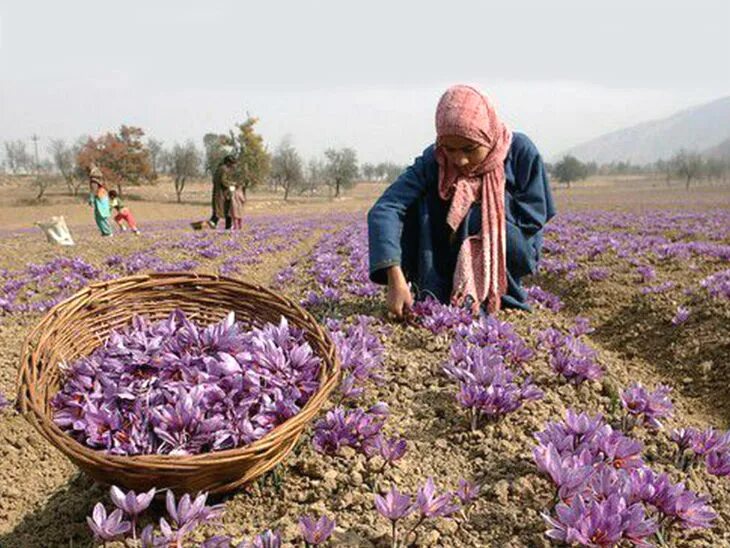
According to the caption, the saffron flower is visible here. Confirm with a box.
[86,503,131,542]
[298,515,336,546]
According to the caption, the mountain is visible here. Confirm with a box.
[704,137,730,159]
[561,96,730,165]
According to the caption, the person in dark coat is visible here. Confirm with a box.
[209,155,237,229]
[367,85,556,318]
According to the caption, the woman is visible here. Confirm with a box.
[88,166,113,237]
[367,85,556,317]
[209,155,237,230]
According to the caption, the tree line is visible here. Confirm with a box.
[550,148,730,189]
[2,118,407,202]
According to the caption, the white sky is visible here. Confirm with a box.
[1,0,729,164]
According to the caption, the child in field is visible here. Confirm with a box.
[109,190,140,234]
[88,167,113,237]
[367,85,556,317]
[229,181,246,230]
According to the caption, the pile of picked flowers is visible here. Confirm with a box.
[52,309,323,456]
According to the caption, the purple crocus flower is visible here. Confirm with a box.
[634,470,717,530]
[635,265,656,283]
[110,485,156,517]
[298,515,336,546]
[367,436,408,466]
[706,450,730,476]
[544,494,655,547]
[671,491,717,529]
[165,490,223,529]
[620,383,673,430]
[415,477,460,518]
[110,485,155,538]
[595,430,644,471]
[140,523,170,547]
[239,529,282,548]
[374,485,413,522]
[671,306,690,326]
[569,317,595,337]
[564,409,605,444]
[86,502,132,542]
[199,535,234,548]
[689,428,730,456]
[671,428,698,453]
[454,478,481,505]
[533,442,594,501]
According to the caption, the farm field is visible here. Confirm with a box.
[0,182,729,547]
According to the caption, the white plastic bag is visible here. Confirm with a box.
[36,216,75,246]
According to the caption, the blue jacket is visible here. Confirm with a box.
[367,132,556,311]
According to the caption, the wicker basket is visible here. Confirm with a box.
[17,272,340,494]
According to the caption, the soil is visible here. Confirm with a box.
[0,182,729,547]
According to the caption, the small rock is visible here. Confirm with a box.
[340,447,357,459]
[298,460,325,480]
[436,518,458,535]
[422,529,441,545]
[511,476,536,500]
[295,490,317,503]
[333,530,376,548]
[349,471,364,486]
[491,479,510,504]
[434,439,449,450]
[682,377,693,385]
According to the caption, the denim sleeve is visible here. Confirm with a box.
[510,142,556,236]
[367,147,433,284]
[506,140,556,277]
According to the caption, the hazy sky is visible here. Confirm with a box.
[1,0,729,164]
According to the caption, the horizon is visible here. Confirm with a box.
[1,1,729,165]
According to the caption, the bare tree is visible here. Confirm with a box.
[147,138,164,179]
[300,159,324,196]
[32,160,55,201]
[361,163,375,181]
[49,139,86,195]
[671,149,704,190]
[324,147,359,198]
[4,140,33,174]
[169,141,202,203]
[271,137,304,201]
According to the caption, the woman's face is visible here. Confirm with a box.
[439,135,489,173]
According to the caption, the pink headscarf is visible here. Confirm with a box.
[435,85,512,315]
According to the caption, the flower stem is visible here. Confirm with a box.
[470,408,478,431]
[404,515,427,545]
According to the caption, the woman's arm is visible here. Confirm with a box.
[367,146,435,317]
[367,146,435,283]
[509,137,556,236]
[506,136,556,278]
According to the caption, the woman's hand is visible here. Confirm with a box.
[386,266,413,319]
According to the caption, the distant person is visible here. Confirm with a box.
[108,190,140,234]
[88,166,113,237]
[209,155,237,230]
[368,84,556,318]
[230,178,246,230]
